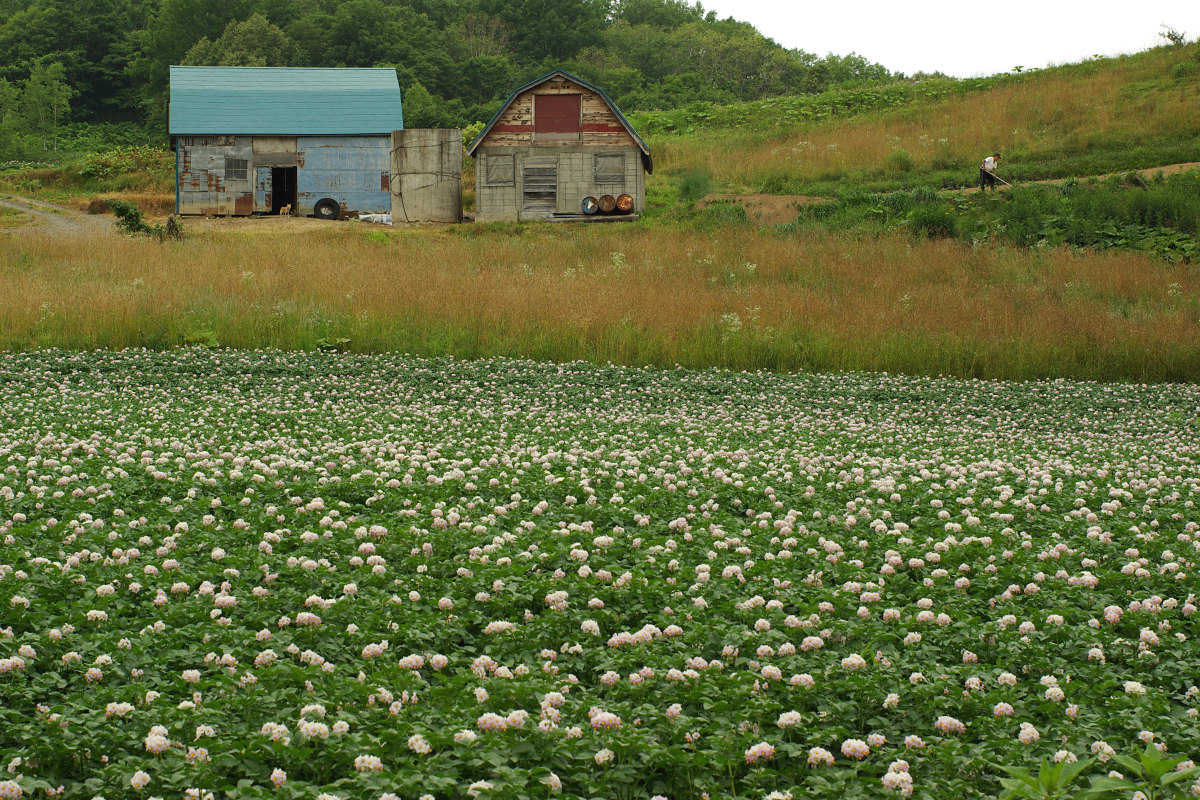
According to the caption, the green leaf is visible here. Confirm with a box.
[1110,754,1144,776]
[1058,757,1095,786]
[998,776,1037,798]
[1080,775,1137,799]
[1037,758,1056,791]
[1160,766,1200,786]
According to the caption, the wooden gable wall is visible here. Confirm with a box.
[481,77,637,149]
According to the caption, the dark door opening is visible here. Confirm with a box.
[271,167,297,213]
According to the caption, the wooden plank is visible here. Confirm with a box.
[522,160,557,213]
[534,94,580,132]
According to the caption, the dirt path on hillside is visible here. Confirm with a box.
[0,194,112,236]
[955,161,1200,195]
[699,161,1200,224]
[0,194,350,237]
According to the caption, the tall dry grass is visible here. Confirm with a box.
[653,46,1200,189]
[3,223,1198,381]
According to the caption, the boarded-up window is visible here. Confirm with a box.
[485,154,515,186]
[594,153,624,183]
[534,94,581,132]
[225,158,248,181]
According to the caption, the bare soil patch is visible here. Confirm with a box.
[696,193,824,225]
[0,194,111,236]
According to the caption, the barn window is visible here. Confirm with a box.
[534,94,581,132]
[225,158,248,181]
[485,154,515,186]
[594,153,625,184]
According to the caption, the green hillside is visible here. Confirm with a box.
[641,42,1200,196]
[0,0,897,161]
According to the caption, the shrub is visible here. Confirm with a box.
[907,200,957,238]
[107,198,184,241]
[78,146,172,183]
[887,147,914,173]
[674,168,714,202]
[1169,60,1200,79]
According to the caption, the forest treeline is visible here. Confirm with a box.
[0,0,907,158]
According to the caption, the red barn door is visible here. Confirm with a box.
[534,94,581,132]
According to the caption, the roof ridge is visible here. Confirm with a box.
[465,68,651,172]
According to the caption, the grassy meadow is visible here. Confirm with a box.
[1,43,1199,380]
[645,44,1200,195]
[3,222,1199,381]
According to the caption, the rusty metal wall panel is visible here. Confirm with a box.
[253,136,297,154]
[294,135,391,217]
[253,136,298,167]
[177,134,392,217]
[177,136,253,215]
[255,167,272,213]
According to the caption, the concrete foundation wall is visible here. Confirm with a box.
[474,145,645,222]
[390,129,462,223]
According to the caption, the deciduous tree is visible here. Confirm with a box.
[182,14,304,67]
[22,61,72,150]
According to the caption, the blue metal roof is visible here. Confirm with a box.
[466,69,652,173]
[169,67,404,136]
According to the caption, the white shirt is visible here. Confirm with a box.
[982,156,998,173]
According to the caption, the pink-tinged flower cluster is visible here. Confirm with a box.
[744,742,775,764]
[476,713,508,732]
[776,711,803,728]
[807,747,835,767]
[882,761,914,796]
[360,641,388,659]
[397,653,425,670]
[934,716,965,735]
[354,755,384,772]
[841,739,870,759]
[588,707,623,730]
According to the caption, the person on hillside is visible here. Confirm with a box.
[980,153,1001,191]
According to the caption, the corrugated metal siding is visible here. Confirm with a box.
[255,167,272,211]
[169,67,403,136]
[175,134,392,217]
[295,135,392,217]
[176,135,254,216]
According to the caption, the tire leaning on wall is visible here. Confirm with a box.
[313,199,340,220]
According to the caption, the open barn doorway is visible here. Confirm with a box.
[271,167,297,214]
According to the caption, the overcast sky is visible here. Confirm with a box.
[697,0,1200,78]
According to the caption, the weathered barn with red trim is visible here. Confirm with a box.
[466,70,652,222]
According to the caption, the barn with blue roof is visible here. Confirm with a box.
[169,66,404,218]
